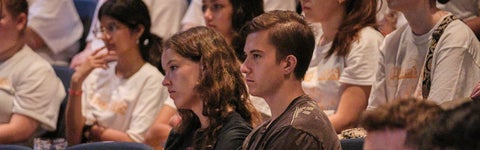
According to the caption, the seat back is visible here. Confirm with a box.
[340,138,365,150]
[41,66,74,139]
[0,145,32,150]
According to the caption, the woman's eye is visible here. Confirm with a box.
[170,66,178,71]
[212,4,223,11]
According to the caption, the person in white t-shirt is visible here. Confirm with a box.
[25,0,83,66]
[300,0,383,133]
[65,0,168,145]
[368,0,480,108]
[0,0,65,145]
[437,0,480,38]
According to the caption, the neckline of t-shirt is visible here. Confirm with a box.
[409,13,452,45]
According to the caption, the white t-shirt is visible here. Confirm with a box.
[81,62,168,142]
[263,0,297,11]
[27,0,83,66]
[437,0,480,20]
[368,15,480,108]
[302,27,383,112]
[0,45,65,141]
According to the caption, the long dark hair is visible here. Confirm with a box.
[228,0,264,61]
[98,0,163,72]
[327,0,377,58]
[164,27,260,150]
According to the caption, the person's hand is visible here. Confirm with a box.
[169,114,182,127]
[70,47,117,88]
[70,43,104,69]
[89,122,106,141]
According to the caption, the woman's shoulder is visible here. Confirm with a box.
[358,26,384,41]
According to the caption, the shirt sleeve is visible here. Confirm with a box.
[12,62,65,131]
[368,40,388,109]
[181,0,205,27]
[428,21,480,103]
[126,76,167,142]
[27,0,83,53]
[340,28,383,86]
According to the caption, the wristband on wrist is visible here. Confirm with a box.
[68,89,82,96]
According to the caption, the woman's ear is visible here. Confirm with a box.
[15,13,27,31]
[282,55,297,75]
[134,25,145,39]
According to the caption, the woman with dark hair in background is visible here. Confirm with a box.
[202,0,264,60]
[203,0,272,120]
[65,0,168,145]
[162,27,260,150]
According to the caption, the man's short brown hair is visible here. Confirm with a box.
[241,10,315,80]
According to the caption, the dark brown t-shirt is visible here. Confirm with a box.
[242,95,341,150]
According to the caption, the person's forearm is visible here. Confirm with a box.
[65,82,86,145]
[96,128,134,142]
[329,84,370,133]
[0,114,39,144]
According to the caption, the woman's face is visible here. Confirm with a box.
[161,48,202,109]
[203,0,234,40]
[98,16,141,54]
[300,0,343,22]
[0,2,25,57]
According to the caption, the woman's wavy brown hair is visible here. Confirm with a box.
[326,0,377,58]
[164,26,261,150]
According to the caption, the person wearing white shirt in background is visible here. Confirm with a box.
[65,0,168,145]
[25,0,83,66]
[437,0,480,38]
[0,0,65,146]
[68,1,186,147]
[368,0,480,108]
[300,0,383,133]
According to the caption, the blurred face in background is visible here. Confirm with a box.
[300,0,344,22]
[203,0,234,43]
[97,16,142,56]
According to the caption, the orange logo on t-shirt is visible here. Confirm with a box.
[318,68,340,81]
[389,65,418,80]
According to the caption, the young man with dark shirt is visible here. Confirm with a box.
[240,10,340,150]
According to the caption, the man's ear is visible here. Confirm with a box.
[282,55,297,75]
[15,13,27,31]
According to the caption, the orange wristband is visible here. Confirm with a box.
[68,89,82,96]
